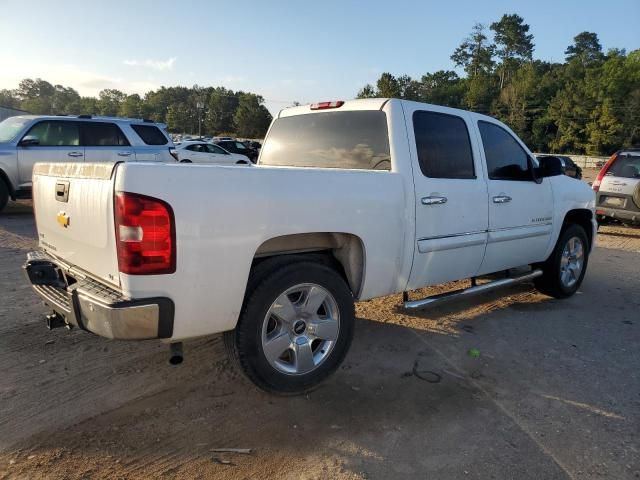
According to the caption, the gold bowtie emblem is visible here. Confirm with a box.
[57,211,70,228]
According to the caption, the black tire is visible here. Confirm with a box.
[0,180,9,213]
[225,259,355,395]
[534,223,589,298]
[179,159,192,163]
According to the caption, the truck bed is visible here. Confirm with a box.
[32,161,411,340]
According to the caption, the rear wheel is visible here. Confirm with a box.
[179,159,192,163]
[0,180,9,213]
[534,223,589,298]
[225,259,355,395]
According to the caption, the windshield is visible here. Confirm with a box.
[0,117,30,143]
[259,110,391,170]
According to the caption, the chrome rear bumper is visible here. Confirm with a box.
[24,251,174,339]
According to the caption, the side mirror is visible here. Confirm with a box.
[20,135,39,147]
[536,156,563,178]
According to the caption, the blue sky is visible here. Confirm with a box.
[1,0,638,114]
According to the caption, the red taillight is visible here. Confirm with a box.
[114,192,176,275]
[592,153,617,192]
[310,100,344,110]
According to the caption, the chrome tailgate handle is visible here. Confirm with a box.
[422,196,448,205]
[493,195,512,204]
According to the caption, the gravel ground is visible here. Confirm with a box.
[0,195,638,480]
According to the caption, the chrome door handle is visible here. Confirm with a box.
[67,151,83,158]
[422,196,448,205]
[117,152,132,157]
[493,195,512,203]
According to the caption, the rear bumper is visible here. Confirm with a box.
[595,206,640,224]
[23,251,174,339]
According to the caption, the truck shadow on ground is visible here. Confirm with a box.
[0,284,566,479]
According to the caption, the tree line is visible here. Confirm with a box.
[0,82,273,138]
[357,14,640,155]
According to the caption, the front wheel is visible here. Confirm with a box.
[534,223,589,298]
[225,260,355,395]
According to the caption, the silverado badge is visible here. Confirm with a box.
[57,211,70,228]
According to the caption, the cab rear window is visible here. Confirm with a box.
[259,111,391,170]
[131,124,168,145]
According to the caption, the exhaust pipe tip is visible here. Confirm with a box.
[169,342,183,366]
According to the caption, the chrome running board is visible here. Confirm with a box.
[403,269,543,310]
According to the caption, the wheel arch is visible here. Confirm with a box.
[253,232,366,298]
[0,168,15,198]
[562,208,594,251]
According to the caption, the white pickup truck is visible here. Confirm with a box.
[24,99,596,394]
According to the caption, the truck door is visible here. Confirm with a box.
[405,106,489,289]
[474,119,553,274]
[17,120,84,184]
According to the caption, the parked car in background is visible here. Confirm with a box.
[0,115,176,212]
[243,140,262,150]
[214,139,259,162]
[537,155,582,180]
[24,98,596,394]
[593,148,640,224]
[176,141,251,165]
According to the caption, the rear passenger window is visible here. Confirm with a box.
[25,121,80,146]
[131,125,168,145]
[206,144,227,154]
[478,121,532,181]
[413,111,475,178]
[82,122,129,146]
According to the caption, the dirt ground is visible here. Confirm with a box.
[1,190,639,479]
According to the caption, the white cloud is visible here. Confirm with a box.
[123,57,177,71]
[0,58,159,97]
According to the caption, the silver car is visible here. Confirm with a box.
[593,148,640,224]
[0,115,177,212]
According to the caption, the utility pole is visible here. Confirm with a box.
[197,101,203,138]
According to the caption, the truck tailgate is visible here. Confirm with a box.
[33,162,120,287]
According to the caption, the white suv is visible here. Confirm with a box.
[0,115,177,212]
[593,148,640,224]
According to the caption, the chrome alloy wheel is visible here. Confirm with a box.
[261,283,340,375]
[560,236,584,288]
